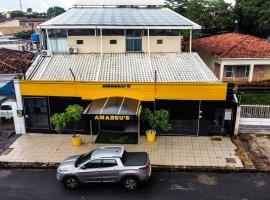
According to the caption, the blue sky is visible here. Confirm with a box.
[0,0,236,12]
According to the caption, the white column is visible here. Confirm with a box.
[14,80,26,134]
[147,29,150,55]
[234,105,241,136]
[219,63,224,82]
[189,29,192,53]
[248,64,254,82]
[100,28,103,55]
[45,29,51,51]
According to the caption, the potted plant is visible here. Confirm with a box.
[51,104,84,147]
[65,104,84,146]
[142,108,172,142]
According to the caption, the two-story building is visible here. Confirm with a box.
[14,0,234,143]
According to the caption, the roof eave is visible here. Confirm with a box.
[39,25,201,30]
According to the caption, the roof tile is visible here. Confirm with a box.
[192,33,270,59]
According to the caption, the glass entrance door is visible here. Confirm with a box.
[126,37,142,52]
[126,30,142,52]
[24,97,50,131]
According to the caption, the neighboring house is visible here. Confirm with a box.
[0,48,34,134]
[15,0,234,138]
[0,18,48,28]
[0,18,48,36]
[192,33,270,83]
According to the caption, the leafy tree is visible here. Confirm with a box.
[14,30,32,39]
[27,8,33,13]
[10,11,25,18]
[234,0,270,38]
[51,113,69,134]
[166,0,188,15]
[50,104,83,136]
[65,104,84,136]
[185,0,234,35]
[142,108,172,133]
[47,6,65,18]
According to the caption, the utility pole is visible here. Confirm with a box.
[19,0,23,11]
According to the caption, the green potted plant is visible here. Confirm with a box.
[51,104,84,147]
[65,104,84,146]
[142,108,172,142]
[51,112,69,134]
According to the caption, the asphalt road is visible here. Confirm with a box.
[0,169,269,200]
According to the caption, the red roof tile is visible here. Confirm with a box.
[192,33,270,59]
[0,48,34,74]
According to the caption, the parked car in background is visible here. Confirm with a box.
[0,99,16,120]
[57,146,151,190]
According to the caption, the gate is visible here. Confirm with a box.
[239,105,270,134]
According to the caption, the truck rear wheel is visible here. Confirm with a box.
[122,177,138,190]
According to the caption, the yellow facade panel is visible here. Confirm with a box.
[20,81,227,101]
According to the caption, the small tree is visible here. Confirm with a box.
[65,105,84,137]
[50,112,69,134]
[142,108,172,133]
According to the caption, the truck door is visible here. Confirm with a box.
[98,159,119,182]
[77,159,102,182]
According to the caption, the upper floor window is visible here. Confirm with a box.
[48,29,67,38]
[102,29,125,36]
[225,65,250,78]
[157,39,163,44]
[110,40,117,44]
[68,29,95,36]
[126,29,143,37]
[144,29,180,36]
[77,40,84,44]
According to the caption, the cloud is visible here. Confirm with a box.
[0,0,76,12]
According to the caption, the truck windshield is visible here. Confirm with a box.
[75,151,93,167]
[0,105,12,110]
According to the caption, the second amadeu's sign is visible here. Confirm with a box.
[94,115,132,121]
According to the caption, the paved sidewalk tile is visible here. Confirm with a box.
[0,134,243,168]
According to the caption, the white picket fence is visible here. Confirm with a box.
[239,105,270,134]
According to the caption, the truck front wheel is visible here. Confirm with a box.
[122,177,139,190]
[64,176,80,189]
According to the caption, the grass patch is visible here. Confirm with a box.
[240,93,270,105]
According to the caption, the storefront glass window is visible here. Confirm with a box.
[24,97,50,131]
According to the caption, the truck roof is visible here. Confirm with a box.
[91,146,124,159]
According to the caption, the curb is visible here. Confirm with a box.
[0,161,268,173]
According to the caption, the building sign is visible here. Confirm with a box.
[94,115,131,121]
[102,84,131,88]
[224,109,232,121]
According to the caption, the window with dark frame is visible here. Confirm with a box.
[76,40,84,45]
[157,39,163,44]
[110,40,117,44]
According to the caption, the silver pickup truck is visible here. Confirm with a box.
[57,146,151,190]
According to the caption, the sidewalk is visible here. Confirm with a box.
[0,134,243,169]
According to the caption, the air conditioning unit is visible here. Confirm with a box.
[41,50,52,57]
[69,47,78,54]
